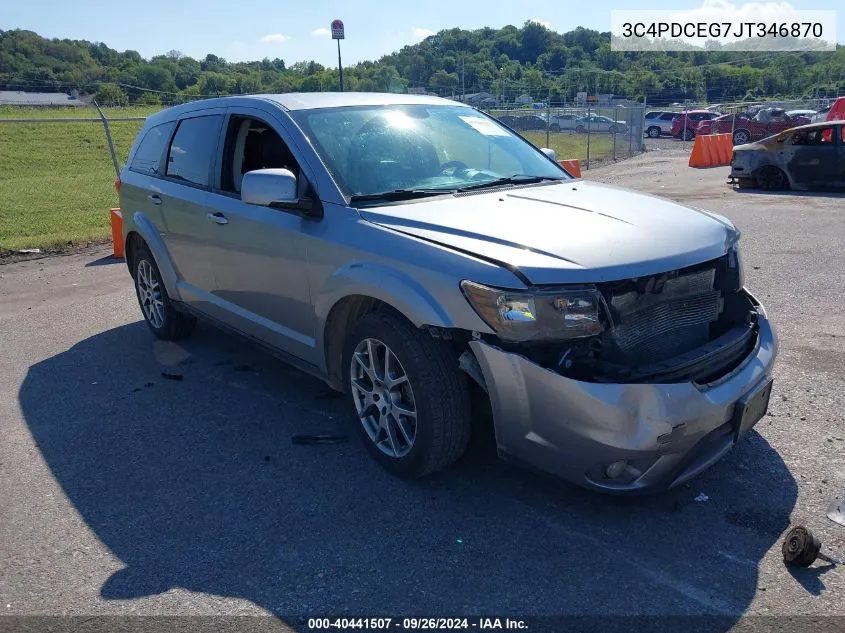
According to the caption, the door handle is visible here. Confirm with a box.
[207,211,228,225]
[147,194,162,205]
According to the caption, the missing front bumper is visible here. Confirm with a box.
[469,292,777,493]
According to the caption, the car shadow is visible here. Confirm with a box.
[19,321,798,629]
[85,255,125,267]
[733,187,845,199]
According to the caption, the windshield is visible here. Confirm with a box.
[290,104,568,200]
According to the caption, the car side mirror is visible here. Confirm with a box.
[241,168,322,219]
[241,168,297,206]
[540,148,557,161]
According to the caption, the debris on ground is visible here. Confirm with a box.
[782,525,843,567]
[694,493,710,502]
[291,434,348,445]
[828,499,845,528]
[161,369,184,381]
[17,248,41,254]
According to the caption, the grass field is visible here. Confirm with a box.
[521,131,621,165]
[0,106,161,251]
[0,105,633,251]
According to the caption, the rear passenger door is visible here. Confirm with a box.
[157,112,225,303]
[203,107,317,364]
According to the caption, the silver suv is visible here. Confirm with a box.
[644,110,678,137]
[120,93,777,493]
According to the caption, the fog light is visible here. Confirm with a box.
[604,460,628,480]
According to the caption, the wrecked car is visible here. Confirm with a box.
[120,93,777,494]
[711,108,812,145]
[730,122,845,190]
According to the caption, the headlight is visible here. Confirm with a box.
[729,241,744,290]
[460,281,605,342]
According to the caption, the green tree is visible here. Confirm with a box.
[94,82,128,106]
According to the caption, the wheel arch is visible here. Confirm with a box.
[123,213,182,301]
[315,263,467,391]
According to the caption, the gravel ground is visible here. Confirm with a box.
[1,150,843,632]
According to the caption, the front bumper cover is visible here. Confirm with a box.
[469,291,778,493]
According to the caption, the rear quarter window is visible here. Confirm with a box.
[129,121,176,176]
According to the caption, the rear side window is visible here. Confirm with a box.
[166,115,223,187]
[130,121,175,176]
[660,113,676,120]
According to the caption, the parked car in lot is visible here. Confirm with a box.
[644,110,678,137]
[496,114,548,132]
[671,110,719,140]
[730,121,845,190]
[711,108,811,145]
[573,114,628,134]
[514,114,549,131]
[120,92,776,493]
[548,113,580,132]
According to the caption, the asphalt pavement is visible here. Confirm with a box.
[1,150,843,631]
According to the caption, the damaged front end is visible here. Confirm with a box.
[459,249,778,493]
[462,247,753,386]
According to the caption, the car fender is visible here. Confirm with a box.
[314,261,457,331]
[126,212,183,302]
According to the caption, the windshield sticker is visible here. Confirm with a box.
[459,116,509,136]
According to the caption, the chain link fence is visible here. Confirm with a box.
[484,103,646,170]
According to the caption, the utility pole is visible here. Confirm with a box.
[461,54,466,102]
[331,19,345,92]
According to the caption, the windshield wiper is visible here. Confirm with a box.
[455,175,565,192]
[350,188,455,203]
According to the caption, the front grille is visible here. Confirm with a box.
[609,267,723,364]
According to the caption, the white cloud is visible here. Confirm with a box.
[528,19,551,29]
[411,27,435,40]
[311,28,331,37]
[259,33,290,44]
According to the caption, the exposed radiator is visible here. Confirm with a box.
[610,268,723,364]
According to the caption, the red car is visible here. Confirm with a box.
[711,108,811,145]
[671,110,718,140]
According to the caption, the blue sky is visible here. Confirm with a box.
[5,0,843,66]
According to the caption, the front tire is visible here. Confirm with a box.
[755,165,789,191]
[647,126,661,138]
[344,312,471,478]
[133,244,196,340]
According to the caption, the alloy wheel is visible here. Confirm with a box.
[350,338,417,458]
[137,259,165,329]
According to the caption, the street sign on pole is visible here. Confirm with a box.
[331,19,345,92]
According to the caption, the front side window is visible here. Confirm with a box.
[220,116,301,194]
[291,104,566,198]
[166,115,223,187]
[660,113,676,120]
[130,121,176,176]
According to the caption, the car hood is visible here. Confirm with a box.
[359,181,735,285]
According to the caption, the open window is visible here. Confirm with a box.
[220,116,302,195]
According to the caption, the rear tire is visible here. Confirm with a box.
[733,129,751,145]
[132,244,196,340]
[343,312,471,478]
[549,123,560,132]
[575,125,585,133]
[682,128,695,141]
